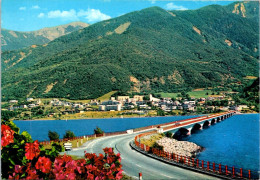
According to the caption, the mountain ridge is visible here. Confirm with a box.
[1,2,259,100]
[1,22,89,51]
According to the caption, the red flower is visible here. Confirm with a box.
[87,172,94,180]
[1,125,15,148]
[25,164,38,180]
[75,159,86,174]
[35,156,52,173]
[116,170,123,180]
[103,147,113,154]
[25,140,40,160]
[8,164,24,179]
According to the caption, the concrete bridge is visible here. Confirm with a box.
[158,111,235,137]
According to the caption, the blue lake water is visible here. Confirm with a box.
[179,114,259,174]
[14,114,259,175]
[13,115,198,142]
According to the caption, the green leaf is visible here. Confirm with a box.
[8,157,15,165]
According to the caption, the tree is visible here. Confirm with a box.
[94,126,104,135]
[164,131,173,138]
[48,131,59,140]
[63,130,76,139]
[157,109,165,116]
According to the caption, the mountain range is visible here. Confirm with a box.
[1,22,89,51]
[1,1,259,100]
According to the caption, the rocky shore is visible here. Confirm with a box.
[156,137,203,157]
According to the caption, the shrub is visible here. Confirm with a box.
[152,142,164,151]
[48,130,60,140]
[1,121,64,179]
[1,121,122,179]
[63,130,76,139]
[164,131,173,138]
[94,126,104,135]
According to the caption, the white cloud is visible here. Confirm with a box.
[78,9,111,22]
[47,9,78,20]
[166,3,188,10]
[44,8,110,23]
[38,13,45,18]
[19,7,26,10]
[150,0,156,4]
[32,5,40,9]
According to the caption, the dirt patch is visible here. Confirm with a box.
[9,31,18,38]
[240,3,246,17]
[130,76,139,83]
[232,3,240,14]
[167,70,184,84]
[31,45,37,48]
[115,22,131,34]
[225,39,232,46]
[193,88,205,91]
[193,26,201,35]
[27,86,37,97]
[159,77,165,85]
[106,31,113,36]
[168,12,176,17]
[43,44,48,47]
[10,52,27,68]
[232,3,246,17]
[111,77,117,82]
[44,82,58,94]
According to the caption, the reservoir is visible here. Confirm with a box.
[178,114,259,176]
[13,115,199,141]
[14,114,259,176]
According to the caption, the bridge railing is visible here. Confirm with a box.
[134,131,258,179]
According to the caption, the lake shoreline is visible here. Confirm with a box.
[13,114,204,121]
[12,112,257,121]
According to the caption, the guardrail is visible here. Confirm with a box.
[133,130,258,179]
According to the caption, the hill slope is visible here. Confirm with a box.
[1,2,259,100]
[1,22,89,51]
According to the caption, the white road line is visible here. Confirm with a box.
[162,174,173,178]
[136,164,141,168]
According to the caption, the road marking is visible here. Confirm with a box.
[136,164,141,168]
[162,174,173,178]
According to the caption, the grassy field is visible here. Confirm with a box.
[35,110,157,120]
[140,133,163,147]
[158,89,213,99]
[97,91,117,101]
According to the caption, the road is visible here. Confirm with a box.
[64,133,219,180]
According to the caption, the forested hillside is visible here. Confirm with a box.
[1,22,88,51]
[1,2,259,100]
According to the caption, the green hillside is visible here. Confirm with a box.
[1,2,259,100]
[1,22,89,51]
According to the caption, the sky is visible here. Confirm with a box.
[1,0,236,32]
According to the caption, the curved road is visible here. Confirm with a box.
[64,134,219,179]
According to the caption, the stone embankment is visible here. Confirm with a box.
[156,137,203,157]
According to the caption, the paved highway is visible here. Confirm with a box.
[65,133,219,180]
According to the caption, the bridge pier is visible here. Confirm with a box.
[199,123,203,129]
[187,128,192,135]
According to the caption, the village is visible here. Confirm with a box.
[2,92,253,121]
